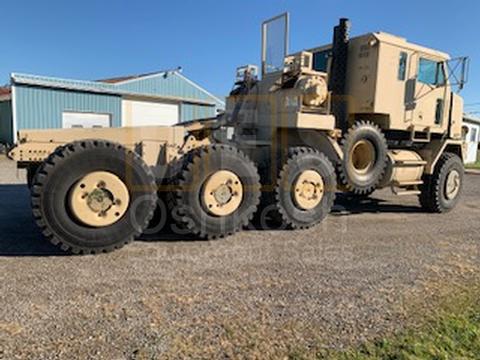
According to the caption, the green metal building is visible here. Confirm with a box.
[0,70,225,145]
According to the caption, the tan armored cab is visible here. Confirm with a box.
[312,32,465,138]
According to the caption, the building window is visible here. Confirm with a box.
[62,112,111,129]
[313,49,330,72]
[471,126,478,143]
[398,52,407,80]
[418,58,446,86]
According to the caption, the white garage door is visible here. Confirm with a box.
[122,100,179,127]
[62,112,111,129]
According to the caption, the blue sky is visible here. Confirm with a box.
[1,0,479,111]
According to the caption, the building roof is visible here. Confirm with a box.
[11,71,225,108]
[0,86,11,101]
[97,71,161,84]
[464,114,480,125]
[96,68,182,84]
[0,86,11,96]
[97,76,138,84]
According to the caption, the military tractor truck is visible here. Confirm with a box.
[8,14,469,254]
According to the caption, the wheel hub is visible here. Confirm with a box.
[293,170,324,210]
[213,184,233,205]
[86,188,114,213]
[202,170,243,216]
[69,171,130,227]
[445,169,461,200]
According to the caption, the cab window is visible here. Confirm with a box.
[398,52,407,80]
[313,49,330,72]
[418,58,446,86]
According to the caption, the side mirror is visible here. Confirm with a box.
[446,57,470,92]
[405,78,417,110]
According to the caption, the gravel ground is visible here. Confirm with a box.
[0,156,479,359]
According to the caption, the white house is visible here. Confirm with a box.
[463,115,480,164]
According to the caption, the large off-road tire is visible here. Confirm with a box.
[31,140,157,254]
[338,120,388,195]
[419,153,464,213]
[168,145,261,239]
[271,147,336,229]
[26,163,41,188]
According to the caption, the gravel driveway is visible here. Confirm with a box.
[0,156,478,359]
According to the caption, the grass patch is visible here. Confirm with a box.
[466,161,480,169]
[317,287,480,360]
[319,310,480,359]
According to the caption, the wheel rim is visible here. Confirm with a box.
[69,171,130,227]
[349,140,376,175]
[445,169,461,200]
[202,170,243,216]
[292,170,325,210]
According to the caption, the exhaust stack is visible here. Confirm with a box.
[328,18,351,134]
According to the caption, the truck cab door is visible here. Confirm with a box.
[409,55,450,133]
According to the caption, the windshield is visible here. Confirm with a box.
[262,13,289,75]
